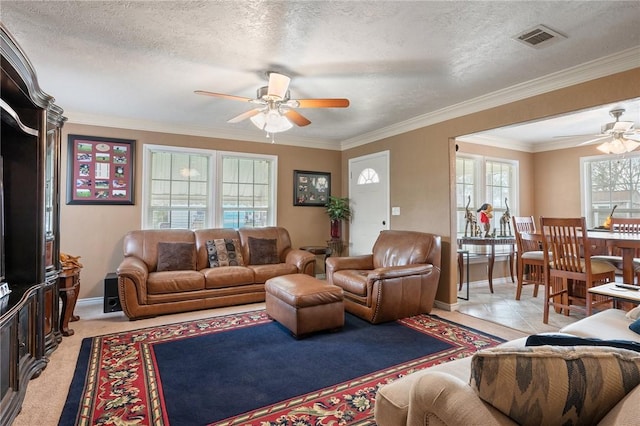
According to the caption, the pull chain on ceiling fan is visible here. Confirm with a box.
[195,71,350,141]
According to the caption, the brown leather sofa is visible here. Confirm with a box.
[117,227,315,320]
[326,230,441,324]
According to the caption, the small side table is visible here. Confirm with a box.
[59,268,80,336]
[300,246,332,276]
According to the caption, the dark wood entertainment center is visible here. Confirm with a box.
[0,23,65,425]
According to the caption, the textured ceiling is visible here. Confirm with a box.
[1,1,639,150]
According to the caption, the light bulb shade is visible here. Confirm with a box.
[250,110,293,133]
[596,137,640,155]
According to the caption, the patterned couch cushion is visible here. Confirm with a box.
[206,238,244,267]
[470,345,640,426]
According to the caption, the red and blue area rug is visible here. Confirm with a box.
[59,310,504,425]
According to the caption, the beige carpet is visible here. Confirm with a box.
[14,300,528,426]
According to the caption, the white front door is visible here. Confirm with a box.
[348,151,390,255]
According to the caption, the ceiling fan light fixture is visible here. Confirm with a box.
[597,136,640,155]
[250,110,293,133]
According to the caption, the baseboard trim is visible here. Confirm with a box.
[434,300,458,312]
[77,297,103,307]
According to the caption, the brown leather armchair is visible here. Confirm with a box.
[326,230,441,324]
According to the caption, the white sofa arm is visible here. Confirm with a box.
[406,372,517,426]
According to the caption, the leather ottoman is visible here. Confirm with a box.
[265,274,344,338]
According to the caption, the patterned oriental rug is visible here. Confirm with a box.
[59,310,504,426]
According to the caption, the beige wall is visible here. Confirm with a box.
[533,144,602,220]
[63,67,640,307]
[341,67,640,308]
[61,124,342,299]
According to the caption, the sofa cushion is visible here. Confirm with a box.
[147,270,204,294]
[206,238,244,267]
[202,266,255,288]
[470,345,640,426]
[526,334,640,352]
[626,306,640,320]
[156,242,196,272]
[559,308,639,342]
[630,317,640,335]
[248,237,280,265]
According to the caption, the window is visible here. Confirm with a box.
[581,152,640,228]
[220,154,275,228]
[456,155,518,236]
[357,168,380,185]
[143,145,276,229]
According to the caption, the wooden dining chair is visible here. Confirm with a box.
[592,217,640,284]
[540,217,616,324]
[512,216,544,300]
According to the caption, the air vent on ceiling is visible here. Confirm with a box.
[514,25,566,49]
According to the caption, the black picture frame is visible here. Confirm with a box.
[293,170,331,207]
[67,134,136,205]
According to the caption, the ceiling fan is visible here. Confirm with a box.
[575,107,640,154]
[195,71,349,137]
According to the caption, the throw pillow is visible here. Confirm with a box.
[630,317,640,335]
[470,345,640,426]
[526,333,640,352]
[248,237,279,265]
[156,242,196,272]
[205,238,244,267]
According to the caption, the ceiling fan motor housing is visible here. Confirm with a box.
[257,86,290,102]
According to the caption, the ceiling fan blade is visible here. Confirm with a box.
[227,108,262,123]
[267,72,291,100]
[284,110,311,127]
[294,98,350,108]
[577,135,610,146]
[194,90,253,103]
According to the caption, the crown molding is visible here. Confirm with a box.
[65,46,640,154]
[455,134,533,153]
[340,46,640,151]
[65,111,343,151]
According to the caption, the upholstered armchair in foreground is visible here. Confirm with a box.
[326,230,441,324]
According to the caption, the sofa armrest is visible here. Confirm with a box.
[326,254,374,272]
[406,372,516,426]
[598,384,640,426]
[326,255,374,285]
[117,256,149,290]
[368,264,433,281]
[284,249,316,275]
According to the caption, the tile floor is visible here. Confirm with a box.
[456,276,585,335]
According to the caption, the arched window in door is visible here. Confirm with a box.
[357,167,380,185]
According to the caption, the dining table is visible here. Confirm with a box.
[586,230,640,285]
[523,230,640,285]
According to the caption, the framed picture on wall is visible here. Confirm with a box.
[293,170,331,207]
[67,135,136,205]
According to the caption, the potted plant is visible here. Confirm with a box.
[325,196,351,239]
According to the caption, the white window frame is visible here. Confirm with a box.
[216,150,278,229]
[456,154,519,238]
[142,145,277,229]
[580,151,640,228]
